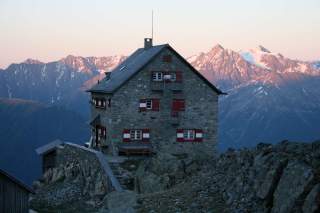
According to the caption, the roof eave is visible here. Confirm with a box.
[86,89,114,94]
[0,169,35,193]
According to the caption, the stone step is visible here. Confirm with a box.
[108,161,131,189]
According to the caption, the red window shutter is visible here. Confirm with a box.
[172,100,180,111]
[176,129,184,142]
[179,99,185,111]
[176,71,182,82]
[195,129,203,142]
[162,55,172,62]
[152,99,160,111]
[139,99,147,112]
[142,129,150,142]
[172,99,185,112]
[123,129,130,142]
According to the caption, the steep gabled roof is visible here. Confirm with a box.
[87,44,225,95]
[87,44,167,93]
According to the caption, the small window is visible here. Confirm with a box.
[130,130,142,140]
[183,130,195,140]
[96,125,106,138]
[163,55,172,63]
[177,129,203,142]
[93,98,108,109]
[152,72,163,81]
[139,99,160,112]
[123,129,150,142]
[146,99,152,109]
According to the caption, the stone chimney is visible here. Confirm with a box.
[144,38,153,49]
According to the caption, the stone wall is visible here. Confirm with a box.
[30,143,115,211]
[91,47,219,158]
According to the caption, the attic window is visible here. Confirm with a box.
[162,55,172,63]
[152,72,163,81]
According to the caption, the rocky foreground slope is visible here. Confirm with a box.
[30,140,320,212]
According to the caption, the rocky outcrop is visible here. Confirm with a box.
[303,184,320,213]
[30,140,320,212]
[135,152,206,194]
[98,190,137,213]
[30,143,119,212]
[136,140,320,212]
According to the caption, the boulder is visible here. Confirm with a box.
[51,167,65,182]
[303,184,320,213]
[99,190,137,213]
[271,160,314,213]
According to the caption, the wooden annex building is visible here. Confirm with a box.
[0,168,34,213]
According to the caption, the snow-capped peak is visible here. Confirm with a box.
[239,48,269,69]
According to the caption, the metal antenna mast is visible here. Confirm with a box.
[152,10,154,40]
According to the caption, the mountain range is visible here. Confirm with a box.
[188,44,320,149]
[0,55,125,116]
[0,98,89,184]
[0,45,319,183]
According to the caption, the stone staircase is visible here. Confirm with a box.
[109,161,134,190]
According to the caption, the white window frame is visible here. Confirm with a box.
[152,72,163,81]
[94,98,106,108]
[183,130,195,140]
[130,130,142,140]
[146,99,152,109]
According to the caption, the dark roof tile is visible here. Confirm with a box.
[88,44,167,93]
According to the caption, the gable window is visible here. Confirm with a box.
[152,72,163,81]
[152,71,182,83]
[123,129,150,142]
[139,99,160,112]
[162,55,172,63]
[176,129,203,142]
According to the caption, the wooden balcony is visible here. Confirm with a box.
[118,143,153,156]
